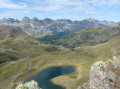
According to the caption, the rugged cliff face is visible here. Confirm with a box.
[0,17,118,37]
[78,56,120,89]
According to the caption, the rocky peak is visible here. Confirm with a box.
[14,19,20,23]
[32,17,39,22]
[21,16,30,24]
[86,18,93,20]
[0,18,15,24]
[84,18,96,22]
[43,18,53,24]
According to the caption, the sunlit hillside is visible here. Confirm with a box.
[0,25,120,89]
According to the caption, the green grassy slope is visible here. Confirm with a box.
[0,33,120,89]
[38,27,119,48]
[0,25,38,63]
[55,27,119,48]
[0,25,59,64]
[36,32,67,44]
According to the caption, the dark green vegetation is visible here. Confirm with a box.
[0,25,120,89]
[38,27,119,48]
[37,32,67,44]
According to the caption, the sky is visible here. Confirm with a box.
[0,0,120,22]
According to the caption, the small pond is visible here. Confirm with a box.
[25,66,75,89]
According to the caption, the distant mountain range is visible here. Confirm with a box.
[0,17,118,37]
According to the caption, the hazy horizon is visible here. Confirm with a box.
[0,17,119,22]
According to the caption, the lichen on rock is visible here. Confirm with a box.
[89,61,115,89]
[16,80,41,89]
[78,56,120,89]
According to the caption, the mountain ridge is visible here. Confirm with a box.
[0,17,118,37]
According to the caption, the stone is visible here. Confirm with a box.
[16,80,41,89]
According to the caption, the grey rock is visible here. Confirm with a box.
[0,17,118,37]
[78,56,120,89]
[16,80,41,89]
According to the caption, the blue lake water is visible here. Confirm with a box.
[25,66,75,89]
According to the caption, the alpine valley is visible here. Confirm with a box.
[0,17,120,89]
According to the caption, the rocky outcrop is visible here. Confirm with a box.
[78,56,120,89]
[89,61,115,89]
[16,80,41,89]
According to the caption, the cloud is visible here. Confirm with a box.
[29,0,89,12]
[91,0,120,7]
[0,0,27,9]
[0,0,119,21]
[27,0,120,12]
